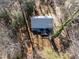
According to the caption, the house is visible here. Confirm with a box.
[31,16,53,36]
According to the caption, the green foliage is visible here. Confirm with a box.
[0,1,32,29]
[43,47,70,59]
[16,56,20,59]
[52,9,79,38]
[16,54,22,59]
[0,9,8,18]
[0,9,25,29]
[40,0,45,4]
[23,0,34,16]
[11,10,25,28]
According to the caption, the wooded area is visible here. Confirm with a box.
[0,0,79,59]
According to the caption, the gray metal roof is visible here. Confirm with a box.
[31,16,53,29]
